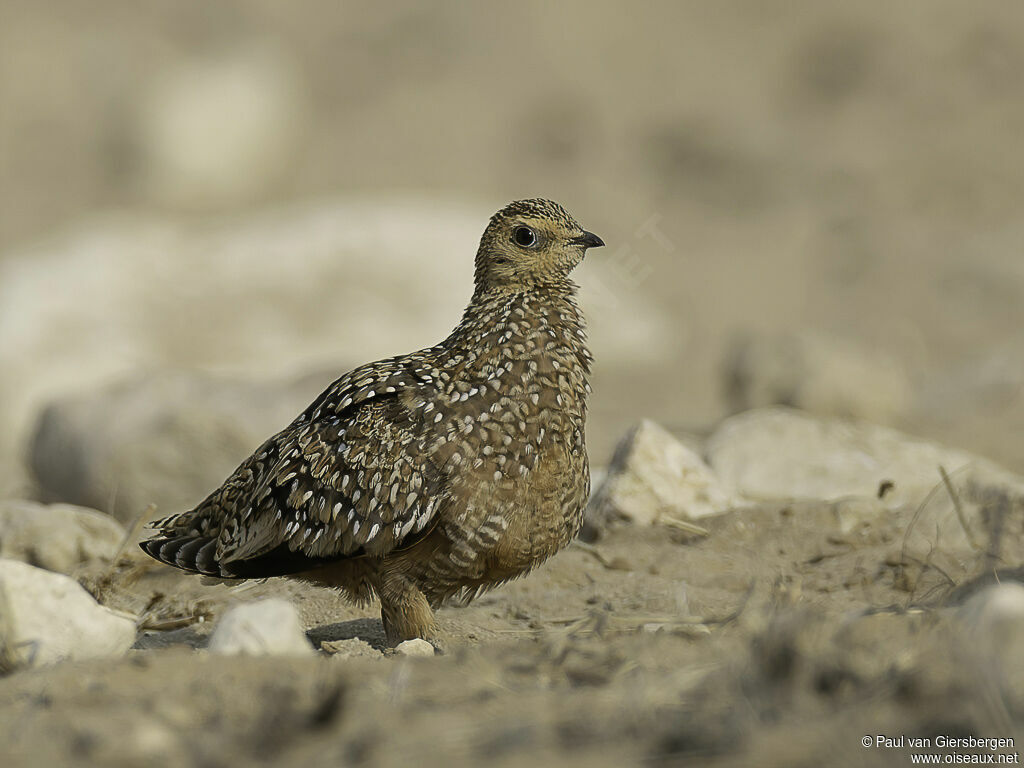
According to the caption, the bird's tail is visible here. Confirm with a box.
[139,536,229,577]
[140,535,339,580]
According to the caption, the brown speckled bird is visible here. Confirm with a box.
[141,199,603,645]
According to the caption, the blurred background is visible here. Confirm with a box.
[2,0,1023,518]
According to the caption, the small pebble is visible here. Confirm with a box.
[207,599,313,656]
[394,639,435,657]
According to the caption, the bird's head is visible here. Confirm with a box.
[474,199,604,292]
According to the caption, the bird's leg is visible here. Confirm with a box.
[377,572,436,646]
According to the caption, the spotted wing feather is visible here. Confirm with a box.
[145,356,449,576]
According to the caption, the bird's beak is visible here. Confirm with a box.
[573,231,605,249]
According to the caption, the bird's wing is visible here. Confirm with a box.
[149,355,452,574]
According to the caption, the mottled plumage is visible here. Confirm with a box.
[141,198,604,644]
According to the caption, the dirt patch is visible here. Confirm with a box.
[3,501,1020,767]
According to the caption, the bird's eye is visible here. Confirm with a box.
[512,226,537,248]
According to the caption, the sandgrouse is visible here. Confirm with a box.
[141,199,604,644]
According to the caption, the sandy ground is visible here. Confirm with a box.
[3,500,1021,768]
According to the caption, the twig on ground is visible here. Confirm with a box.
[939,464,982,551]
[111,503,156,565]
[658,516,710,537]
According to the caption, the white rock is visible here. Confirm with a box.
[207,599,313,657]
[0,500,125,574]
[0,559,136,673]
[708,407,1024,582]
[588,420,744,527]
[706,407,1020,510]
[394,638,435,657]
[959,583,1024,630]
[957,583,1024,667]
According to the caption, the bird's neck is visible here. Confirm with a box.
[470,273,578,303]
[441,285,591,377]
[457,284,584,338]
